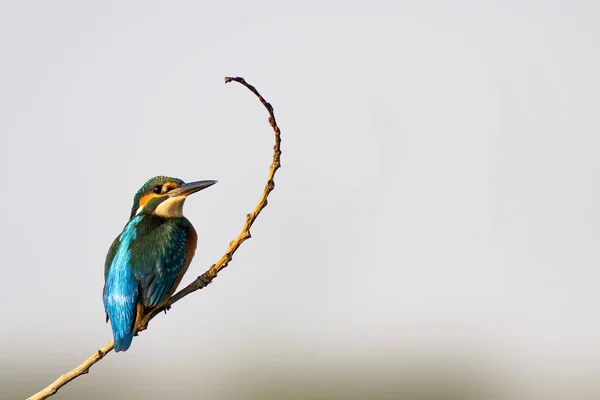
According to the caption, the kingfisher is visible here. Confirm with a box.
[103,176,217,352]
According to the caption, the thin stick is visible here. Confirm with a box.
[27,76,282,400]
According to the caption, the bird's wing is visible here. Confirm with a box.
[103,235,122,322]
[104,236,121,280]
[130,218,197,308]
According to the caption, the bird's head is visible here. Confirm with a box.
[130,176,217,219]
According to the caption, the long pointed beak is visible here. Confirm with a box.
[169,180,218,197]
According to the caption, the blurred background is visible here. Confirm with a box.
[1,1,599,399]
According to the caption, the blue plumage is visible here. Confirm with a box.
[103,216,141,352]
[103,176,215,352]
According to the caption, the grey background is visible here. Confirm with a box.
[1,1,598,399]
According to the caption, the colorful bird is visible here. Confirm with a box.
[103,176,217,352]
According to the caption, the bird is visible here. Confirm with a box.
[103,176,217,352]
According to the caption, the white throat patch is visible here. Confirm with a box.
[154,196,186,218]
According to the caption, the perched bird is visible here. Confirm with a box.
[103,176,217,352]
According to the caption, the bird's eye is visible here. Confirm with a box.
[153,185,162,194]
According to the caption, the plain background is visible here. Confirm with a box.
[1,1,598,399]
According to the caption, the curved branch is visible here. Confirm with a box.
[140,76,281,326]
[27,77,282,400]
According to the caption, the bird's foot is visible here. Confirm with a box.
[136,320,149,333]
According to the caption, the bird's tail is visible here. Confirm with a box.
[103,283,138,352]
[112,315,135,352]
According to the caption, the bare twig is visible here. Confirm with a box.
[27,76,282,400]
[26,342,113,400]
